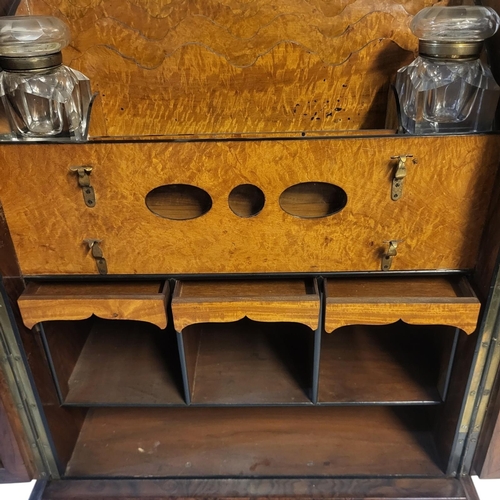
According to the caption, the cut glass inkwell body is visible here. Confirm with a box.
[395,6,500,134]
[0,16,93,141]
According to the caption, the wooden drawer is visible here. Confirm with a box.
[324,276,481,334]
[18,281,169,329]
[0,134,498,275]
[172,278,320,331]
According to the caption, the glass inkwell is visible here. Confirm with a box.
[0,16,93,141]
[395,6,500,134]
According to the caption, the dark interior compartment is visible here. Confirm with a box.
[180,319,315,405]
[65,406,444,478]
[318,322,458,404]
[41,318,184,406]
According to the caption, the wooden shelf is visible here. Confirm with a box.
[65,406,444,478]
[172,279,320,331]
[325,276,481,334]
[43,319,184,406]
[182,319,314,405]
[18,281,169,329]
[318,323,457,404]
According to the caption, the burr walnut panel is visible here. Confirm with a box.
[16,0,445,136]
[0,134,498,275]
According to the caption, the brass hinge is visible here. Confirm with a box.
[382,239,402,271]
[71,166,96,208]
[390,155,415,201]
[84,239,108,274]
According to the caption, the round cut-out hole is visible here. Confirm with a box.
[279,182,347,219]
[228,184,265,218]
[146,184,212,220]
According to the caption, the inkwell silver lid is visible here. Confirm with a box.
[412,6,500,62]
[0,16,70,71]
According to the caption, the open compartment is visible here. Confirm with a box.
[17,281,185,406]
[63,406,444,478]
[320,276,481,404]
[40,318,184,406]
[319,322,459,404]
[172,279,320,405]
[181,319,315,404]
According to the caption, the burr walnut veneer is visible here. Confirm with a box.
[0,135,498,276]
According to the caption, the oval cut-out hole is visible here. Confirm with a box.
[146,184,212,220]
[279,182,347,219]
[228,184,265,218]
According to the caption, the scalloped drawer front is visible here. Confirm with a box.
[0,135,498,275]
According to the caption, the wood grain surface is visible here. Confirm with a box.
[40,477,468,499]
[324,276,481,334]
[65,406,443,478]
[18,281,169,329]
[15,0,448,137]
[474,166,500,301]
[1,3,497,489]
[173,279,320,330]
[0,135,498,276]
